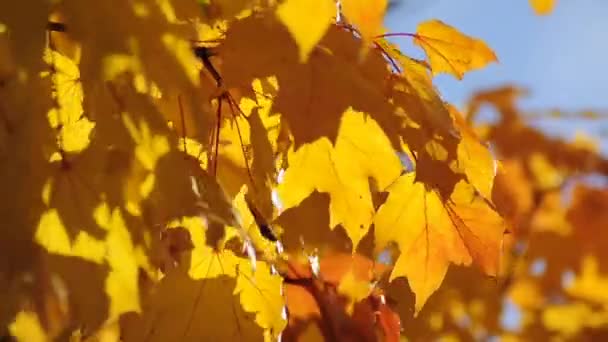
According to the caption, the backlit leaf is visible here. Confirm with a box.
[450,105,496,199]
[374,173,505,312]
[277,0,335,62]
[414,20,497,79]
[236,260,287,341]
[341,0,387,51]
[278,109,401,249]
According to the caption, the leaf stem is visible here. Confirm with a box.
[375,32,417,39]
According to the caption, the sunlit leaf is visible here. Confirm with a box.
[277,0,335,62]
[278,109,401,248]
[414,20,498,79]
[374,173,505,312]
[341,0,387,52]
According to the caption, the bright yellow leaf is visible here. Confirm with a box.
[236,260,287,341]
[57,115,96,152]
[35,209,106,264]
[278,109,402,248]
[414,20,498,79]
[42,49,83,123]
[166,216,239,279]
[43,49,94,153]
[450,105,496,199]
[276,0,335,62]
[341,0,387,52]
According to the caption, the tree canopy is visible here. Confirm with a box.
[6,0,608,341]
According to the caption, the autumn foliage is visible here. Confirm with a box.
[4,0,608,341]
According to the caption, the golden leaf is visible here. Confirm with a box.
[277,0,335,62]
[341,0,387,53]
[414,20,497,79]
[374,173,505,312]
[450,105,496,199]
[278,109,401,249]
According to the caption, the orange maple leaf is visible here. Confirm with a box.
[374,173,505,312]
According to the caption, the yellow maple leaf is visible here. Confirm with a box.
[277,0,336,62]
[374,173,505,312]
[235,260,287,341]
[341,0,387,52]
[278,109,402,248]
[218,18,395,146]
[376,38,459,138]
[166,215,239,279]
[159,214,286,340]
[414,20,497,79]
[529,0,557,15]
[35,208,106,264]
[449,105,496,199]
[42,49,94,153]
[121,270,266,341]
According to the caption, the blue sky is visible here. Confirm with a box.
[385,0,608,151]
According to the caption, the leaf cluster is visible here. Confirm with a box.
[4,0,604,341]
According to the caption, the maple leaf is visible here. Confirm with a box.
[42,49,94,153]
[341,0,387,52]
[277,0,336,62]
[162,211,286,338]
[449,105,496,199]
[278,109,402,249]
[218,16,395,146]
[275,191,354,253]
[59,0,218,143]
[122,272,267,342]
[376,39,457,137]
[414,20,498,79]
[235,261,287,340]
[374,173,505,312]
